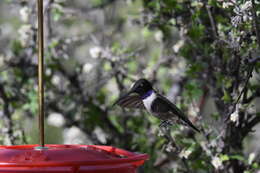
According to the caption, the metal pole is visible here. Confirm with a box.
[37,0,45,147]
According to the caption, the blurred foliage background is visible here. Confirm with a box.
[0,0,260,172]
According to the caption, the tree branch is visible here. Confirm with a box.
[242,115,260,137]
[225,64,254,121]
[251,0,260,47]
[0,84,15,144]
[206,5,218,39]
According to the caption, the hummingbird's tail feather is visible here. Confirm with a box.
[153,94,200,133]
[179,116,200,133]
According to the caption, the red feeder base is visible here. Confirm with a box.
[0,144,149,173]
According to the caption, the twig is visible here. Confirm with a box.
[154,157,170,168]
[159,125,180,152]
[45,0,53,40]
[234,65,253,105]
[242,115,260,137]
[0,84,15,144]
[182,158,192,173]
[206,5,218,39]
[62,0,118,18]
[87,0,117,10]
[160,126,193,173]
[243,91,260,104]
[251,0,260,47]
[225,64,254,122]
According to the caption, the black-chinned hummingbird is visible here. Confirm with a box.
[114,79,200,133]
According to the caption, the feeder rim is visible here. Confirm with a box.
[0,144,149,167]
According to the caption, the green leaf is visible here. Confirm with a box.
[230,154,245,161]
[108,115,123,133]
[11,40,22,55]
[49,39,59,48]
[220,154,229,161]
[128,61,137,73]
[180,43,194,59]
[103,62,111,71]
[164,0,177,8]
[142,27,153,38]
[52,6,64,21]
[244,171,251,173]
[111,42,121,53]
[186,63,204,77]
[211,113,220,120]
[222,90,231,103]
[252,162,259,169]
[188,24,205,40]
[147,1,160,10]
[22,90,38,115]
[90,0,103,6]
[183,80,203,100]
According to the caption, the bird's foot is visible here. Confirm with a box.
[159,120,173,129]
[162,141,181,153]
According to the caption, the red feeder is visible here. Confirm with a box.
[0,0,148,172]
[0,144,148,173]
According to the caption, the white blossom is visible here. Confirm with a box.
[55,0,66,3]
[248,152,256,164]
[18,24,33,47]
[157,129,165,137]
[63,126,92,144]
[231,16,242,27]
[173,40,184,53]
[230,105,240,123]
[0,55,4,68]
[243,15,252,22]
[20,6,30,22]
[211,156,223,169]
[46,68,52,76]
[89,46,102,59]
[230,110,239,122]
[47,113,65,127]
[51,75,61,86]
[154,30,163,42]
[188,103,199,117]
[165,143,175,152]
[240,1,252,11]
[230,1,252,28]
[179,149,192,159]
[93,126,107,144]
[83,63,93,73]
[222,2,233,8]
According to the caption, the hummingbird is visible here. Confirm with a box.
[113,79,200,133]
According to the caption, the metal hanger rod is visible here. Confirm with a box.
[37,0,45,147]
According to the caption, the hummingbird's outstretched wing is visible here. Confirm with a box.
[151,94,200,133]
[113,93,145,109]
